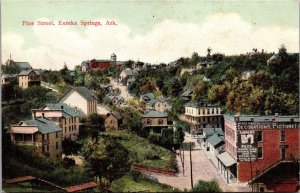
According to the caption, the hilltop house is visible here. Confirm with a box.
[1,73,18,85]
[81,53,123,72]
[140,93,155,103]
[9,116,62,159]
[181,89,193,102]
[32,103,83,140]
[104,112,123,131]
[59,86,98,116]
[104,93,125,106]
[145,98,171,112]
[118,68,135,86]
[18,70,41,89]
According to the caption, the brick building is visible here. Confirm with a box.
[218,114,299,192]
[81,53,123,72]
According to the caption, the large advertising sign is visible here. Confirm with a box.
[237,122,299,130]
[237,130,257,162]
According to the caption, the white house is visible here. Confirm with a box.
[59,86,98,116]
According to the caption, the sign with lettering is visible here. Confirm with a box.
[237,122,299,130]
[237,130,257,162]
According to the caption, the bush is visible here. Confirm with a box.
[129,170,142,182]
[63,157,76,168]
[190,180,222,192]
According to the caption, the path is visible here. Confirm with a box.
[149,133,250,192]
[109,77,133,102]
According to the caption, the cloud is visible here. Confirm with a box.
[2,13,298,70]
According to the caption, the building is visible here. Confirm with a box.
[140,93,155,103]
[206,133,225,155]
[182,102,223,135]
[240,71,255,81]
[104,112,123,131]
[5,59,32,71]
[59,86,98,116]
[81,53,123,72]
[104,93,124,106]
[218,114,299,191]
[145,98,171,112]
[1,73,18,85]
[18,70,41,89]
[118,68,134,85]
[32,103,83,140]
[180,68,194,76]
[180,89,193,102]
[9,116,62,159]
[142,110,172,134]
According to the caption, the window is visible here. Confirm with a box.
[47,134,49,140]
[47,145,49,152]
[65,127,66,134]
[212,108,214,114]
[56,132,58,138]
[146,119,152,125]
[56,142,58,149]
[280,130,285,141]
[64,119,66,125]
[158,119,163,125]
[207,108,210,114]
[257,131,263,142]
[69,126,71,132]
[258,146,263,159]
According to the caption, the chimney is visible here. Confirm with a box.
[234,115,240,122]
[61,105,64,110]
[290,118,294,122]
[33,111,36,119]
[42,113,45,118]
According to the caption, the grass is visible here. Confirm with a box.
[103,130,175,170]
[110,174,180,192]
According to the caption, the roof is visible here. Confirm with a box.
[207,134,224,147]
[108,112,122,120]
[14,62,32,69]
[45,103,84,118]
[122,68,133,76]
[203,128,224,138]
[184,102,218,108]
[19,70,40,76]
[21,117,61,134]
[224,114,300,123]
[140,93,155,100]
[181,89,193,97]
[65,182,98,193]
[61,87,98,102]
[5,176,37,184]
[217,152,236,167]
[2,73,18,78]
[146,99,158,106]
[142,111,168,118]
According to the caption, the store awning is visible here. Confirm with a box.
[217,152,236,167]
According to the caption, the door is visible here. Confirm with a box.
[280,146,286,160]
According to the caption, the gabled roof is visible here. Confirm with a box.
[20,117,61,134]
[146,99,158,106]
[19,70,40,76]
[45,103,84,118]
[181,89,193,97]
[107,112,122,120]
[207,134,224,147]
[140,93,155,100]
[2,73,18,78]
[14,62,32,70]
[142,110,168,118]
[60,86,98,102]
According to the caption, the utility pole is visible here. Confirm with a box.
[183,143,185,175]
[190,142,193,189]
[248,148,253,192]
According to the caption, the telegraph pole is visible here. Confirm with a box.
[248,148,253,192]
[190,142,193,189]
[183,143,185,175]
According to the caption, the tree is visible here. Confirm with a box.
[83,137,130,188]
[62,138,81,156]
[86,113,105,142]
[174,126,185,149]
[190,180,222,192]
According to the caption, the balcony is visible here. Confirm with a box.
[15,140,42,146]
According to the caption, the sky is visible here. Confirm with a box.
[2,0,299,70]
